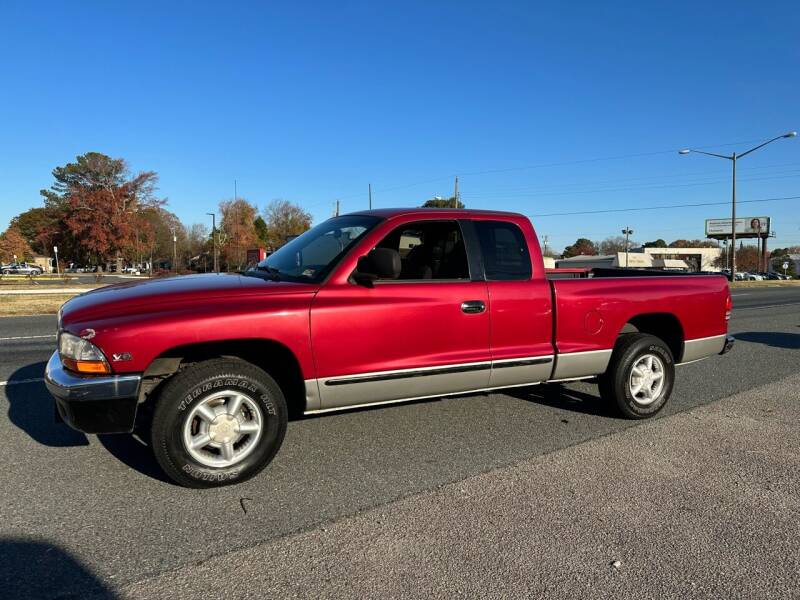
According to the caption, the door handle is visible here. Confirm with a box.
[461,300,486,314]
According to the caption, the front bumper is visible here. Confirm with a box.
[720,335,735,355]
[45,351,142,434]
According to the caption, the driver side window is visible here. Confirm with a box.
[376,220,470,280]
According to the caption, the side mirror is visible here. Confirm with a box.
[353,248,401,286]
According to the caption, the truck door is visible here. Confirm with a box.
[470,219,555,387]
[310,219,491,410]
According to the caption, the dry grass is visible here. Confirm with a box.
[730,279,800,288]
[0,283,103,290]
[0,295,76,316]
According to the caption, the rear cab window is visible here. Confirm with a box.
[474,220,532,281]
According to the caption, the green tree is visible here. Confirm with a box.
[669,239,719,248]
[41,152,128,209]
[254,215,269,246]
[562,238,598,258]
[643,239,667,248]
[422,196,465,208]
[770,248,798,277]
[9,206,67,258]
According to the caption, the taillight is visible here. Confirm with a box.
[725,292,732,321]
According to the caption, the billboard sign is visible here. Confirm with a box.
[705,217,770,238]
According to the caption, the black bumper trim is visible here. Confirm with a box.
[45,351,142,434]
[720,335,735,355]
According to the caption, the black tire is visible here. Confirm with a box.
[150,358,288,488]
[597,333,674,419]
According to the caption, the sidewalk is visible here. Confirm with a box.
[118,375,800,599]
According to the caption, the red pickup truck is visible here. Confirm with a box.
[46,209,733,487]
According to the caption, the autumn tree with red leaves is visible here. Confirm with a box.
[41,152,164,268]
[219,198,260,271]
[0,227,35,263]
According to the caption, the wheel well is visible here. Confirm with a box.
[141,339,306,419]
[618,313,684,361]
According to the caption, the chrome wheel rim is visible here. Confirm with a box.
[628,354,665,406]
[182,390,263,468]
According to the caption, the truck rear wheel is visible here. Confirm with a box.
[150,358,287,488]
[598,333,674,419]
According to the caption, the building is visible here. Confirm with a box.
[31,255,54,273]
[555,252,690,271]
[640,247,722,272]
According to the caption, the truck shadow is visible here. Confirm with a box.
[0,538,118,599]
[505,382,618,418]
[3,362,89,447]
[734,331,800,350]
[97,433,172,485]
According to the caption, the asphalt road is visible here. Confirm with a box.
[0,285,798,598]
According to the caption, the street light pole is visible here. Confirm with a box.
[621,227,633,268]
[731,152,736,274]
[206,212,218,273]
[172,229,177,274]
[679,131,796,278]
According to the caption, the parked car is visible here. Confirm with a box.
[122,266,141,275]
[1,262,43,275]
[45,208,734,488]
[744,272,764,281]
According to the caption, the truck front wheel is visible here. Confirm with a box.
[598,333,675,419]
[150,358,288,488]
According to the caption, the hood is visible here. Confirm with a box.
[60,273,318,327]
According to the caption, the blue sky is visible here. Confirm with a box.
[1,0,798,253]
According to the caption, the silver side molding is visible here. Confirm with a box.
[680,334,727,364]
[551,349,613,380]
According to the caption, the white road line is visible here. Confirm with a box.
[0,334,57,341]
[0,378,44,387]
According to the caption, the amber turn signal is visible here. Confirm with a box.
[62,357,111,374]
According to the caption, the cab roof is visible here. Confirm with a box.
[347,207,525,219]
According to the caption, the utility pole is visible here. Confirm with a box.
[335,199,340,217]
[622,227,633,268]
[453,176,459,208]
[171,229,177,273]
[368,183,372,210]
[207,212,218,273]
[542,235,549,257]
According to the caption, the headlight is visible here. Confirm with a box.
[59,332,110,374]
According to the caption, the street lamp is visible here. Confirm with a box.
[171,228,177,274]
[621,227,634,268]
[679,131,796,277]
[206,212,218,274]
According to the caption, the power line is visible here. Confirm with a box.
[460,171,800,200]
[320,136,788,206]
[527,195,800,218]
[459,161,800,195]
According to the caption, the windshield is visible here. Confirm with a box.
[254,215,381,282]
